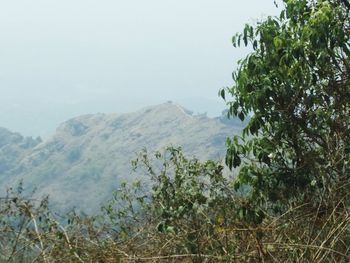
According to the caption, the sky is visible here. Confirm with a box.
[0,0,280,137]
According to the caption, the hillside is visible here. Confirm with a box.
[0,102,242,213]
[0,128,42,174]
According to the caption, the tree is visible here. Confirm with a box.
[221,0,350,208]
[129,147,237,258]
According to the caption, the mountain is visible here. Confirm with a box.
[0,102,242,213]
[0,128,42,174]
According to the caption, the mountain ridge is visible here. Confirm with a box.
[0,102,242,213]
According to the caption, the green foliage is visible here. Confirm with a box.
[2,1,350,261]
[102,180,148,240]
[221,0,350,207]
[130,147,239,255]
[1,147,350,262]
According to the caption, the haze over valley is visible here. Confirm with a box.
[0,0,279,137]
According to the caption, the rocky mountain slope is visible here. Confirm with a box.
[0,102,242,213]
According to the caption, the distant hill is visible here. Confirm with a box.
[0,102,242,213]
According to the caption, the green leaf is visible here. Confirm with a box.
[219,89,226,100]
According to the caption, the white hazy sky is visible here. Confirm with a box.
[0,0,280,137]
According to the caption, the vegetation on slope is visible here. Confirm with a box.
[1,0,350,262]
[0,102,240,213]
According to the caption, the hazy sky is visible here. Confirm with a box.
[0,0,280,137]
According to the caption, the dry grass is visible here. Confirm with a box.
[1,180,349,263]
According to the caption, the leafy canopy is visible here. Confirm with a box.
[221,0,350,206]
